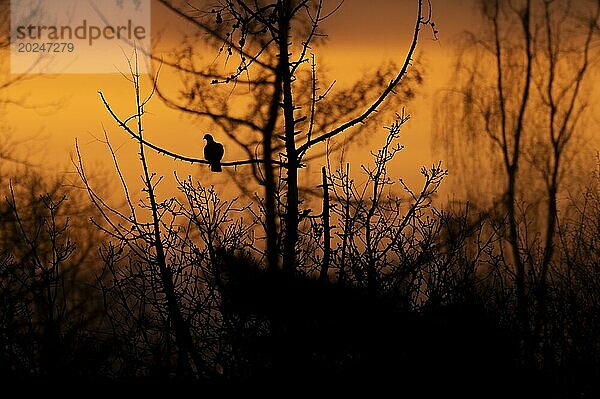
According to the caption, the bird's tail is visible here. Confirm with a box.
[211,163,222,172]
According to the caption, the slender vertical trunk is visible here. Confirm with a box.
[537,157,559,368]
[535,0,597,367]
[263,44,284,271]
[319,166,330,282]
[278,0,299,273]
[506,172,530,362]
[133,67,210,377]
[514,1,534,368]
[534,4,559,365]
[338,164,351,285]
[493,0,533,366]
[263,126,279,271]
[365,192,378,296]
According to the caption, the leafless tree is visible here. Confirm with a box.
[119,0,435,273]
[77,54,215,376]
[433,0,600,367]
[0,169,103,378]
[321,116,447,299]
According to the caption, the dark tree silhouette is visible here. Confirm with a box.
[2,0,599,394]
[135,0,434,272]
[433,0,600,370]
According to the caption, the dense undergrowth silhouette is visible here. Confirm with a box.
[1,1,600,396]
[0,146,599,397]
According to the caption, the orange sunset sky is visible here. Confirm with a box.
[2,0,477,200]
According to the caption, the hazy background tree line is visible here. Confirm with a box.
[1,0,600,396]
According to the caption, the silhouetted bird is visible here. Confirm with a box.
[203,133,224,172]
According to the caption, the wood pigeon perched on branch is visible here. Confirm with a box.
[203,133,224,172]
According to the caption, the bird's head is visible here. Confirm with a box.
[204,133,213,141]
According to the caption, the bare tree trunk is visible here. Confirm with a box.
[506,171,531,364]
[278,0,299,273]
[492,0,533,365]
[263,45,285,272]
[535,0,598,369]
[338,164,351,285]
[132,65,210,378]
[319,166,330,282]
